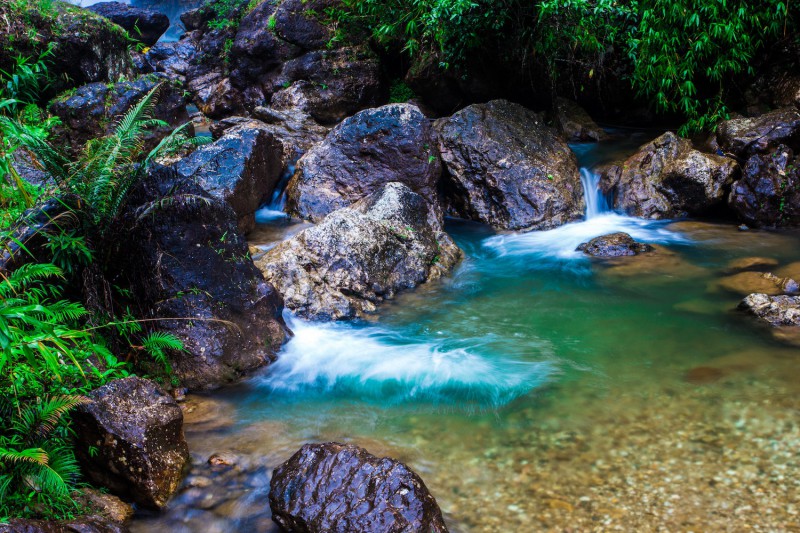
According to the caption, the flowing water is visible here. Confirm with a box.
[69,0,199,42]
[132,135,800,532]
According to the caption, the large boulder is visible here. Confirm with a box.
[0,517,127,533]
[555,98,607,142]
[269,442,448,533]
[435,99,584,230]
[48,73,191,154]
[577,232,653,257]
[175,124,283,233]
[286,104,441,223]
[143,39,198,83]
[599,132,739,219]
[87,2,169,46]
[113,165,289,389]
[256,183,461,320]
[739,293,800,327]
[728,145,800,227]
[72,377,190,510]
[716,107,800,157]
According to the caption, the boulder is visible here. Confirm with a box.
[738,293,800,327]
[286,104,441,223]
[76,488,135,524]
[271,0,336,50]
[599,132,739,219]
[435,99,584,230]
[256,183,461,320]
[175,124,283,233]
[269,442,448,533]
[48,74,191,154]
[0,517,128,533]
[143,40,198,83]
[577,232,653,257]
[555,98,607,142]
[72,377,190,510]
[716,107,800,157]
[113,165,289,389]
[87,2,170,46]
[728,145,800,227]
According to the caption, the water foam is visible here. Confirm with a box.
[257,314,555,408]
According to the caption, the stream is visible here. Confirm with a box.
[130,134,800,531]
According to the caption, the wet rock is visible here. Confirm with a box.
[577,232,653,257]
[599,132,739,219]
[725,256,780,273]
[48,73,191,154]
[712,271,798,296]
[435,99,584,230]
[76,488,134,524]
[208,452,240,468]
[269,442,448,533]
[144,40,198,83]
[175,125,283,233]
[271,0,336,50]
[555,98,607,142]
[727,145,800,227]
[113,165,289,389]
[716,107,800,157]
[87,2,169,46]
[0,516,128,533]
[286,104,441,223]
[257,183,461,320]
[73,377,190,510]
[739,293,800,327]
[181,395,236,433]
[777,261,800,280]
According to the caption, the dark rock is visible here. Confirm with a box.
[175,125,283,233]
[272,0,336,50]
[577,232,653,257]
[144,40,198,82]
[716,107,800,157]
[269,442,448,533]
[555,98,607,142]
[739,293,800,327]
[0,516,128,533]
[73,377,190,510]
[728,145,800,227]
[599,132,739,219]
[87,2,169,46]
[75,489,135,524]
[48,74,191,154]
[257,183,461,320]
[287,104,441,223]
[435,99,584,230]
[115,165,289,389]
[180,6,212,31]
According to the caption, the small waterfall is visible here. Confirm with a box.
[254,162,296,223]
[579,167,610,220]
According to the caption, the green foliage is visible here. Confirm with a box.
[389,79,416,103]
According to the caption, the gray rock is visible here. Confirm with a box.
[257,183,461,320]
[0,516,128,533]
[87,2,170,46]
[717,107,800,157]
[269,442,448,533]
[435,99,584,230]
[599,132,739,219]
[73,377,190,510]
[287,104,441,223]
[739,293,800,327]
[577,232,653,257]
[555,97,607,142]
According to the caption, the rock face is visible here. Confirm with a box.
[739,293,800,327]
[435,99,584,230]
[555,98,607,142]
[72,377,190,510]
[269,443,448,533]
[0,516,128,533]
[599,132,739,219]
[115,165,288,389]
[577,232,653,257]
[716,107,800,157]
[257,183,461,320]
[48,73,191,153]
[287,104,441,223]
[727,145,800,227]
[175,124,283,233]
[87,2,169,46]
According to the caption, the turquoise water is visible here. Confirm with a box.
[133,139,800,532]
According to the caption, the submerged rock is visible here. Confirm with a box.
[577,232,653,257]
[555,97,607,142]
[175,124,283,233]
[87,2,169,46]
[287,104,441,223]
[716,107,800,157]
[712,271,799,296]
[269,442,448,533]
[114,165,289,389]
[73,377,190,510]
[739,293,800,327]
[436,99,584,230]
[257,183,461,320]
[599,132,739,219]
[727,145,800,227]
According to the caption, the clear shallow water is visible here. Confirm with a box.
[133,138,800,532]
